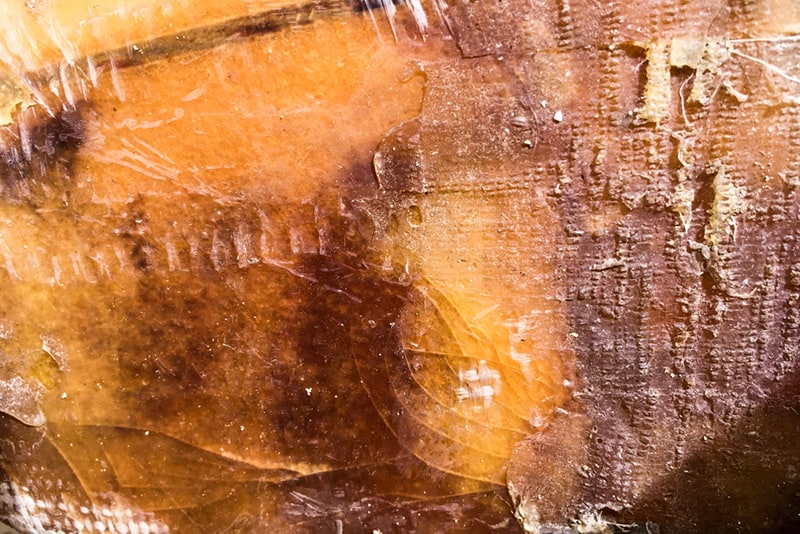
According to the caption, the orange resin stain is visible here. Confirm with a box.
[373,189,575,483]
[0,2,576,530]
[1,0,337,68]
[72,14,434,203]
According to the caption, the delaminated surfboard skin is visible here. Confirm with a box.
[0,0,798,532]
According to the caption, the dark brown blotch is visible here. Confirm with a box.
[0,104,85,203]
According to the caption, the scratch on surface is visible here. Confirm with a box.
[92,143,180,181]
[182,87,206,102]
[51,255,62,285]
[88,250,114,280]
[261,258,363,303]
[40,15,79,65]
[108,56,126,102]
[0,239,20,280]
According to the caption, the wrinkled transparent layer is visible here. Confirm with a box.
[1,0,799,533]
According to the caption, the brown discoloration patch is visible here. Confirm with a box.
[0,105,85,203]
[1,0,800,532]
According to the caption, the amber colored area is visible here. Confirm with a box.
[5,0,799,532]
[75,17,431,202]
[0,0,335,68]
[0,1,573,532]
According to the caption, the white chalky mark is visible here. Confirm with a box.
[41,335,69,370]
[210,230,229,271]
[234,223,258,267]
[51,255,63,286]
[89,251,113,279]
[455,360,501,409]
[0,376,46,426]
[0,481,169,533]
[164,237,181,272]
[113,245,131,272]
[0,240,21,280]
